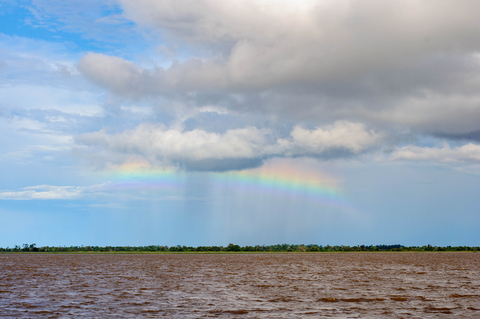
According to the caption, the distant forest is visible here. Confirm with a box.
[1,243,479,253]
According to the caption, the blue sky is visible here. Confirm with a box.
[1,0,480,247]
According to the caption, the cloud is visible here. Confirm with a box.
[78,53,166,97]
[23,0,141,51]
[75,121,383,170]
[391,142,480,163]
[0,34,104,119]
[0,185,82,200]
[0,181,196,201]
[436,130,480,143]
[0,183,111,200]
[286,122,383,155]
[0,33,81,85]
[74,0,480,136]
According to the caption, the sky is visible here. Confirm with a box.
[1,0,480,247]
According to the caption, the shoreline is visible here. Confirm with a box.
[1,251,477,255]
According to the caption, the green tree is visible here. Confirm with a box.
[226,243,241,251]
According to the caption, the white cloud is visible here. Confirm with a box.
[0,115,75,163]
[287,122,383,155]
[77,123,276,164]
[24,0,138,46]
[0,85,103,116]
[75,121,383,170]
[391,142,480,163]
[0,181,192,201]
[0,183,112,200]
[0,185,81,200]
[0,34,104,116]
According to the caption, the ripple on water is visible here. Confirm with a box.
[0,252,479,318]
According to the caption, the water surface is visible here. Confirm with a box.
[1,253,479,318]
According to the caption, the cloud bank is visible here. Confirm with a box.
[76,121,383,170]
[75,0,480,135]
[391,143,480,163]
[6,1,480,173]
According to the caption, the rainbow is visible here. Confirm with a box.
[107,160,184,191]
[106,158,357,213]
[212,163,357,213]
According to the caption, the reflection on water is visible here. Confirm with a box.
[0,253,479,318]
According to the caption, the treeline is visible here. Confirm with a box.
[0,243,479,253]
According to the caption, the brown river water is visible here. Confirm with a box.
[0,252,479,318]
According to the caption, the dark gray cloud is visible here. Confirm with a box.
[182,158,264,172]
[436,130,480,143]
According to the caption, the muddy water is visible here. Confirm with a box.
[0,253,479,318]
